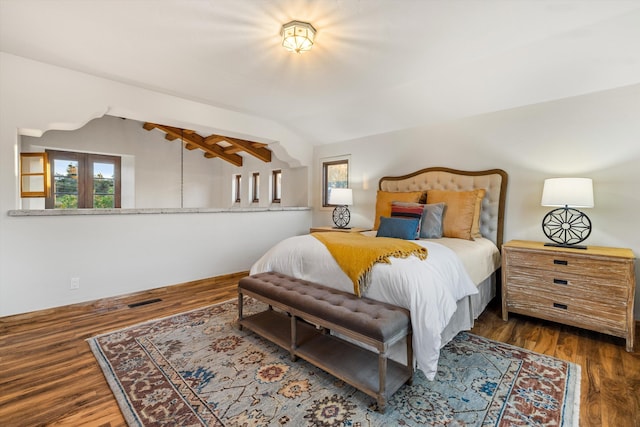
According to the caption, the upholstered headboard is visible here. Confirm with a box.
[379,167,508,247]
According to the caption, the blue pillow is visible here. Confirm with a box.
[376,216,421,240]
[420,203,445,238]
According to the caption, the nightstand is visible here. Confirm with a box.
[310,226,371,233]
[501,240,636,352]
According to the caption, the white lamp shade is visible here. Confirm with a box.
[328,188,353,205]
[541,178,594,208]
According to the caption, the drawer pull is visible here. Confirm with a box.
[553,279,568,285]
[553,259,568,265]
[553,303,568,310]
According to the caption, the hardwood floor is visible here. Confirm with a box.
[1,274,638,426]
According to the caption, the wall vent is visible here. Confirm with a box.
[128,298,162,308]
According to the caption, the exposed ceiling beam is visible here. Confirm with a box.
[143,122,272,166]
[204,135,226,145]
[221,136,271,162]
[143,123,243,167]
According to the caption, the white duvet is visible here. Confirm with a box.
[249,234,479,380]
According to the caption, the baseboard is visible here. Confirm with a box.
[0,271,249,322]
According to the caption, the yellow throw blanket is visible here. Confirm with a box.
[312,232,428,297]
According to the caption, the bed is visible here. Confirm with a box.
[250,167,508,380]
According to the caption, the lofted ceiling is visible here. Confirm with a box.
[1,0,640,146]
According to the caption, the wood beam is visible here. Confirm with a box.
[204,135,226,145]
[223,142,266,155]
[143,122,272,166]
[223,136,272,163]
[144,123,243,167]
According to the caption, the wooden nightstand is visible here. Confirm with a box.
[310,226,371,233]
[501,240,636,352]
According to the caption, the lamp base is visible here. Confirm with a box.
[544,242,588,250]
[332,205,351,229]
[541,207,592,248]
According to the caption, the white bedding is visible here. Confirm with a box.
[250,233,495,380]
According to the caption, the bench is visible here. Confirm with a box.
[237,272,413,412]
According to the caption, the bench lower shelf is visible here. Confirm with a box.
[238,308,412,410]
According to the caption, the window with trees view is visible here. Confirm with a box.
[322,159,349,207]
[45,150,121,209]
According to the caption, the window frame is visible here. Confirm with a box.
[19,152,50,198]
[45,149,121,209]
[234,174,242,203]
[251,172,260,203]
[272,169,282,203]
[322,159,349,207]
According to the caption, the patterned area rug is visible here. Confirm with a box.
[88,298,580,426]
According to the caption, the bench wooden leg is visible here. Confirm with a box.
[290,314,298,362]
[406,331,414,385]
[377,352,387,413]
[237,291,244,330]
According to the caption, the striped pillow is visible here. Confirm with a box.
[391,202,425,239]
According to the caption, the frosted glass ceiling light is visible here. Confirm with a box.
[281,20,316,53]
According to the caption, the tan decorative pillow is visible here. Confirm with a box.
[373,191,423,230]
[426,189,485,240]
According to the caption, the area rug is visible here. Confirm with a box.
[88,298,580,426]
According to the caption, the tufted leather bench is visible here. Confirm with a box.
[238,271,413,412]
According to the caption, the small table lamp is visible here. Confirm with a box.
[541,178,594,249]
[328,188,353,229]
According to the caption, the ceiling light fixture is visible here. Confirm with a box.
[281,20,316,53]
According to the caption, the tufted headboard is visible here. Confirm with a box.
[379,167,508,248]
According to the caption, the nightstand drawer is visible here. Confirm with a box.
[505,267,629,302]
[505,250,631,281]
[506,288,628,336]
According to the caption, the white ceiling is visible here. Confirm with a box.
[1,0,640,145]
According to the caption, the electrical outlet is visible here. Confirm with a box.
[70,277,80,290]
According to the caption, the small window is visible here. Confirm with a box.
[322,159,349,207]
[45,150,121,209]
[252,172,260,203]
[234,174,242,203]
[272,169,282,203]
[20,152,50,198]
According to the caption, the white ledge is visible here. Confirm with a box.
[8,206,310,217]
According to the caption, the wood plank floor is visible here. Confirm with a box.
[1,274,638,426]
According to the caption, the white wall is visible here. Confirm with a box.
[21,115,306,209]
[0,53,313,317]
[313,83,640,319]
[213,156,307,208]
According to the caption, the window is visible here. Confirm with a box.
[272,169,282,203]
[19,152,50,198]
[45,150,121,209]
[234,174,242,203]
[252,172,260,203]
[322,159,349,207]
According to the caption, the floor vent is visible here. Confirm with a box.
[128,298,162,308]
